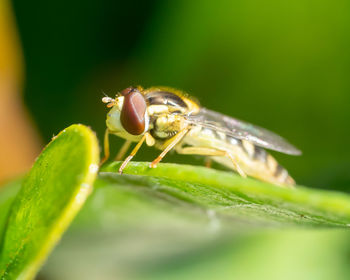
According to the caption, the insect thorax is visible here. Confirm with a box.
[144,90,196,140]
[150,113,187,139]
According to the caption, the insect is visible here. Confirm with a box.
[101,86,301,187]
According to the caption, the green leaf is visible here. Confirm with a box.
[2,150,350,279]
[0,124,99,280]
[100,161,350,227]
[37,162,350,279]
[0,179,22,242]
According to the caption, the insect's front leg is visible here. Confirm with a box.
[115,140,132,161]
[116,134,155,162]
[119,134,148,174]
[100,129,110,166]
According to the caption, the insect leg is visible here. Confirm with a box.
[205,158,212,168]
[176,146,246,177]
[119,134,147,174]
[149,129,189,168]
[100,129,110,166]
[115,140,132,161]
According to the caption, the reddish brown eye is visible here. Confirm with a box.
[120,90,147,135]
[120,87,135,96]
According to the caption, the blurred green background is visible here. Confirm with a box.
[11,0,350,191]
[8,0,350,191]
[3,0,350,279]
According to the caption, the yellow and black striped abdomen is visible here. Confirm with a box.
[181,125,295,187]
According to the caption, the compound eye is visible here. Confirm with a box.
[120,87,135,96]
[120,90,147,135]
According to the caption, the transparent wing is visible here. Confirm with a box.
[184,108,301,155]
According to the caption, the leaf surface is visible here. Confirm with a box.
[0,124,99,280]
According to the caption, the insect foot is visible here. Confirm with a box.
[149,162,158,168]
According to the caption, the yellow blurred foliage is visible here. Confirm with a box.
[0,0,23,83]
[0,0,41,183]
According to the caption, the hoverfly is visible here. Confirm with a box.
[101,86,301,187]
